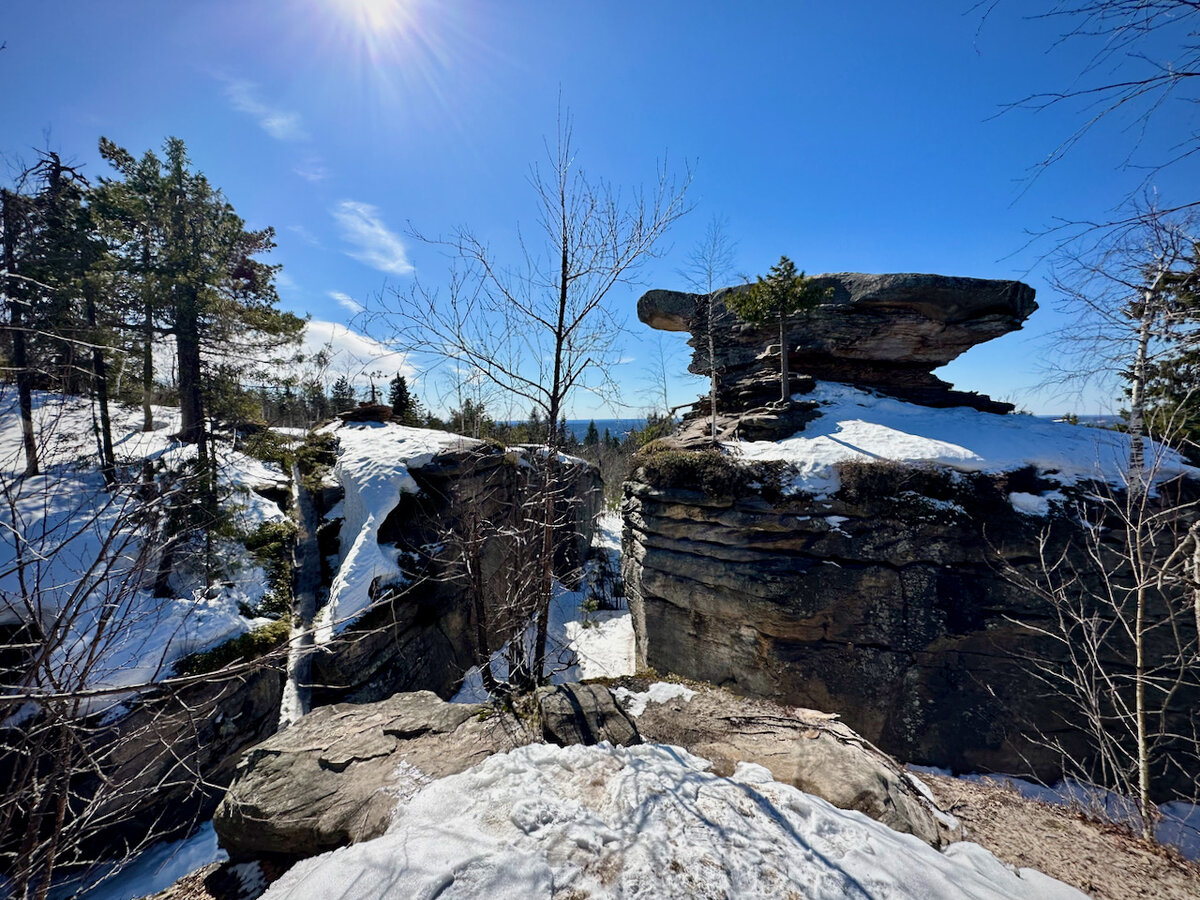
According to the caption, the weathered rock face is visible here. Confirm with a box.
[625,680,959,848]
[214,691,532,859]
[622,463,1199,789]
[0,663,284,871]
[311,444,603,704]
[638,272,1036,415]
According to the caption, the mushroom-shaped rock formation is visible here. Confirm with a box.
[638,272,1036,416]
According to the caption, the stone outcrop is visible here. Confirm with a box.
[638,272,1036,417]
[310,442,603,704]
[0,664,284,870]
[623,679,959,848]
[214,691,532,859]
[622,459,1200,790]
[214,682,957,860]
[537,683,641,747]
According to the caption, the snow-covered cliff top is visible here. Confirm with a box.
[730,382,1196,501]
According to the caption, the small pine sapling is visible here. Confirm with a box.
[725,256,831,405]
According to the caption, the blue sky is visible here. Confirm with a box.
[3,0,1196,418]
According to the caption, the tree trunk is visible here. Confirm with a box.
[141,235,154,432]
[175,286,204,446]
[778,313,790,404]
[1127,302,1153,496]
[1,192,38,477]
[85,279,116,488]
[709,292,719,443]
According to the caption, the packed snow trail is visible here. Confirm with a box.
[261,742,1085,900]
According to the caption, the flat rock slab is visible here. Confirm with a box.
[213,691,531,860]
[614,679,960,848]
[638,272,1035,414]
[639,272,1035,367]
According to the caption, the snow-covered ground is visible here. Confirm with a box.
[0,391,290,711]
[261,742,1085,900]
[731,382,1196,504]
[909,766,1200,862]
[314,419,477,640]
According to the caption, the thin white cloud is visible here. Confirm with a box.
[332,200,414,276]
[329,290,364,315]
[287,224,323,248]
[302,319,412,382]
[294,155,329,183]
[274,271,300,293]
[224,80,308,142]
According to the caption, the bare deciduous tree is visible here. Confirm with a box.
[372,108,690,684]
[1011,203,1200,844]
[681,215,737,443]
[1003,447,1199,843]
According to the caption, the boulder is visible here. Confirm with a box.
[213,691,532,859]
[215,682,957,862]
[612,679,958,848]
[537,683,641,747]
[638,272,1035,414]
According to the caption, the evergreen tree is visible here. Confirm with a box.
[96,137,302,447]
[583,419,599,448]
[388,373,414,422]
[724,256,831,404]
[330,375,356,412]
[1141,243,1200,461]
[1,185,41,475]
[93,138,171,432]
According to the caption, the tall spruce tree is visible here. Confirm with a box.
[97,137,302,447]
[330,375,356,412]
[388,373,414,422]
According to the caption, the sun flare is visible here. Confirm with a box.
[333,0,416,36]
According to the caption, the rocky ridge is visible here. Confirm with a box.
[624,269,1200,791]
[639,272,1036,435]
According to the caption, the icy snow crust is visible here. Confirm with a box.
[732,382,1196,502]
[0,392,288,706]
[317,420,475,638]
[262,742,1085,900]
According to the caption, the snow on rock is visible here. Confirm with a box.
[261,742,1086,900]
[613,682,696,717]
[318,420,475,637]
[452,512,634,702]
[731,382,1196,499]
[1008,490,1064,517]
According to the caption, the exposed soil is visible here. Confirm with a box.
[922,773,1200,900]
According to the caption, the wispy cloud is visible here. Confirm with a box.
[287,224,323,248]
[224,79,308,142]
[302,320,412,381]
[332,200,413,276]
[274,270,300,293]
[329,290,364,315]
[294,155,329,183]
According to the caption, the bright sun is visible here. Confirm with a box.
[335,0,415,35]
